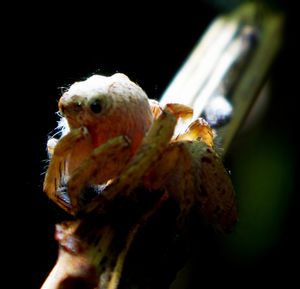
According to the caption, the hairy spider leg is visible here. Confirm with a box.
[175,117,214,147]
[84,108,178,214]
[67,136,132,213]
[43,127,90,212]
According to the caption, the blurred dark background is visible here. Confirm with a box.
[5,0,298,288]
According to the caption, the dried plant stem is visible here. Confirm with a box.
[42,192,169,289]
[160,3,284,155]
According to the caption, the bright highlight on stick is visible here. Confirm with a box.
[160,3,284,154]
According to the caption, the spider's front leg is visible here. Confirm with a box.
[67,135,132,213]
[84,108,178,214]
[44,127,132,214]
[44,127,91,212]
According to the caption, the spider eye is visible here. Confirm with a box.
[90,100,102,114]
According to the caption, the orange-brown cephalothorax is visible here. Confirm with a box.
[58,73,153,175]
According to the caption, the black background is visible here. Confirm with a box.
[5,1,298,288]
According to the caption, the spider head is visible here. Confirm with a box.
[59,73,153,152]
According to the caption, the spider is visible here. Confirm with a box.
[44,73,237,232]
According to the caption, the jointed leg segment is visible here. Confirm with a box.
[44,127,90,211]
[44,128,132,214]
[68,136,132,213]
[84,109,178,214]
